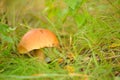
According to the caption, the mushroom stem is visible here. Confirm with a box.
[32,49,45,61]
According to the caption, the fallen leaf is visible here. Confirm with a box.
[64,65,74,73]
[57,58,64,64]
[109,43,120,48]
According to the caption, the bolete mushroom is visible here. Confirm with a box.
[17,28,59,61]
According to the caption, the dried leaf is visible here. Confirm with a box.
[109,43,120,48]
[64,65,74,73]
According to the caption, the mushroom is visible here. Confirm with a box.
[17,28,59,61]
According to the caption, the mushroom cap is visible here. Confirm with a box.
[18,28,59,54]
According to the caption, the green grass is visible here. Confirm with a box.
[0,0,120,80]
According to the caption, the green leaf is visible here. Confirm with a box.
[0,23,16,33]
[64,0,86,10]
[0,34,13,43]
[64,0,79,9]
[75,14,86,28]
[0,23,14,43]
[0,23,9,35]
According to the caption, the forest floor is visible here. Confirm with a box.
[0,0,120,80]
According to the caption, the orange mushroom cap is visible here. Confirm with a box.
[18,28,59,54]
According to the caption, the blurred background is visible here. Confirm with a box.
[0,0,120,80]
